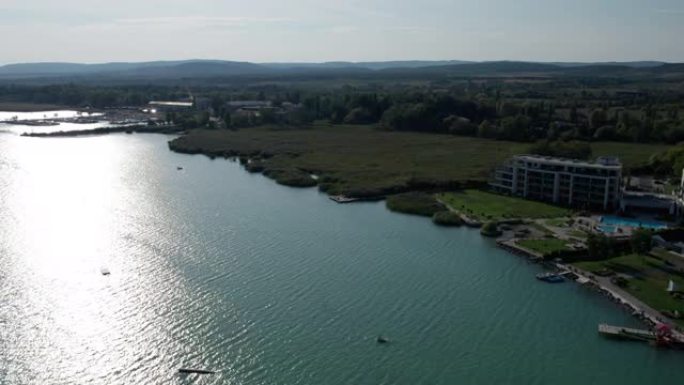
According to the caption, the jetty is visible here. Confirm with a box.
[329,195,383,204]
[329,195,360,204]
[598,324,656,342]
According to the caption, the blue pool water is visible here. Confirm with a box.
[601,215,668,230]
[598,224,618,233]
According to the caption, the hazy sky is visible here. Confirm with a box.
[2,0,683,64]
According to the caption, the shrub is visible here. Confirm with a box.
[386,192,445,217]
[265,169,317,187]
[432,211,464,226]
[480,221,501,237]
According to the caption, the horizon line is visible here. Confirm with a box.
[0,58,678,67]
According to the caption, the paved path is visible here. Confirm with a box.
[563,264,684,342]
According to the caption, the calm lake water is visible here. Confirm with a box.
[0,133,681,385]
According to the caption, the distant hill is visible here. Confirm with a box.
[107,61,267,78]
[0,60,267,78]
[0,62,92,75]
[0,59,682,82]
[262,60,473,71]
[394,61,562,75]
[548,61,664,68]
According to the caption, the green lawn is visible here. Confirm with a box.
[438,189,569,221]
[568,229,588,239]
[517,238,570,255]
[575,253,665,274]
[574,253,684,326]
[649,248,684,269]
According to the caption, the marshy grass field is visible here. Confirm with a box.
[169,123,671,197]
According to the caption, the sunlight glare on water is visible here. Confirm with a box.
[0,133,681,385]
[0,135,192,384]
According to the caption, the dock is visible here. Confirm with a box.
[328,195,383,204]
[598,324,656,342]
[329,195,359,204]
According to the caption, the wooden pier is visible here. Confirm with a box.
[598,324,656,342]
[329,195,384,204]
[329,195,360,204]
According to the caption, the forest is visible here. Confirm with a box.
[2,72,684,171]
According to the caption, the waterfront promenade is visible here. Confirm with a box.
[563,263,684,342]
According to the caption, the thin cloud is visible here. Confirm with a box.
[114,16,294,27]
[328,25,360,34]
[654,9,684,15]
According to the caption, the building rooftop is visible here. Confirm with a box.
[512,154,622,169]
[148,101,193,107]
[655,229,684,243]
[226,100,272,108]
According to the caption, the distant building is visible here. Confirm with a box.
[653,229,684,254]
[617,171,677,216]
[620,191,677,215]
[148,100,194,112]
[193,97,211,111]
[673,169,684,218]
[226,100,272,110]
[490,155,622,210]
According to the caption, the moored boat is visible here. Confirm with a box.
[536,272,564,283]
[178,368,216,375]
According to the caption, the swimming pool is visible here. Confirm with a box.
[600,215,668,230]
[598,224,618,233]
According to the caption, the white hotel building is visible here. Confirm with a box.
[490,155,622,210]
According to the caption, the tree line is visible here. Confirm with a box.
[2,82,683,146]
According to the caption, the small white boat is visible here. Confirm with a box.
[100,267,111,276]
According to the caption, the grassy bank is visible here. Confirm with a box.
[517,238,571,255]
[168,124,669,198]
[439,190,570,221]
[385,192,445,217]
[575,253,684,326]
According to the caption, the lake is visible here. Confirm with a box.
[0,133,680,385]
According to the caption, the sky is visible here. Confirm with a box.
[1,0,683,64]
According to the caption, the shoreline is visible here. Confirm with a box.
[562,263,684,341]
[19,125,680,340]
[169,136,684,336]
[21,124,184,138]
[497,232,684,336]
